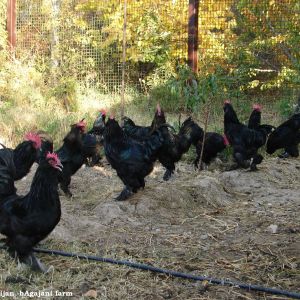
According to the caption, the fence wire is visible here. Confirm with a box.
[15,0,299,95]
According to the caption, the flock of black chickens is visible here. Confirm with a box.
[0,101,299,272]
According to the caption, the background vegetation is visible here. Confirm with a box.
[0,0,299,146]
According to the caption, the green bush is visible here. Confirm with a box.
[51,77,79,112]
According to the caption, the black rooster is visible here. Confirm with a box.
[150,104,170,132]
[104,117,163,201]
[56,120,87,197]
[266,113,300,158]
[194,132,229,169]
[0,133,41,186]
[0,152,62,272]
[224,101,274,170]
[248,104,262,129]
[13,133,42,180]
[157,113,203,180]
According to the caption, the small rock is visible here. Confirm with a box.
[84,290,97,298]
[267,224,278,234]
[200,234,208,240]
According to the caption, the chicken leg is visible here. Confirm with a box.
[116,186,133,201]
[21,253,50,273]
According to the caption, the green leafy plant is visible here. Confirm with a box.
[276,97,295,119]
[51,77,78,112]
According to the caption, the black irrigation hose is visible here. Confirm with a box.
[32,247,300,299]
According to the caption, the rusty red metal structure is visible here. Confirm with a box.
[187,0,199,73]
[7,0,16,54]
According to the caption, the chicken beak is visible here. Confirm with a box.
[55,162,63,172]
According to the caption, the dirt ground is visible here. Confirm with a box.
[0,156,299,300]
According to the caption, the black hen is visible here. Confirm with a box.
[267,113,300,158]
[36,131,54,164]
[122,117,152,141]
[194,132,229,169]
[224,101,274,170]
[0,152,62,272]
[157,114,203,180]
[104,117,163,201]
[0,133,41,185]
[56,120,87,197]
[88,109,107,136]
[122,104,166,141]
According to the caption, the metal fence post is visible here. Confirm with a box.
[188,0,199,73]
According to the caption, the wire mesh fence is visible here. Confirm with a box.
[14,0,299,96]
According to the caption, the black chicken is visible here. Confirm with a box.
[122,116,152,141]
[104,117,163,201]
[266,113,300,158]
[0,133,42,188]
[56,120,87,197]
[248,104,262,129]
[122,104,166,141]
[84,109,107,166]
[224,101,274,170]
[88,109,107,136]
[0,152,62,272]
[194,132,229,169]
[151,103,170,130]
[0,148,17,202]
[13,133,43,180]
[156,113,204,181]
[36,130,54,164]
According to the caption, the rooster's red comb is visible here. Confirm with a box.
[46,151,59,162]
[224,99,231,105]
[156,103,162,116]
[252,104,262,111]
[24,132,42,149]
[46,152,62,170]
[99,109,107,116]
[76,119,87,129]
[223,135,230,146]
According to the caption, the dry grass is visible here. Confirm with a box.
[0,65,298,299]
[0,75,287,150]
[0,156,299,299]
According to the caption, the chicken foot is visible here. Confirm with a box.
[250,154,263,171]
[233,152,250,169]
[116,186,133,201]
[163,169,173,181]
[60,183,73,198]
[3,244,50,273]
[21,252,51,273]
[278,145,299,158]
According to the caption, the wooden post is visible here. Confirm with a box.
[188,0,199,73]
[7,0,16,55]
[120,0,127,124]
